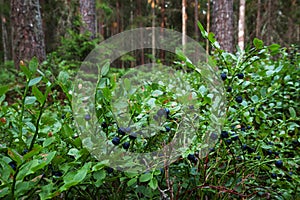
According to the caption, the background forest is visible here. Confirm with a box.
[0,0,299,200]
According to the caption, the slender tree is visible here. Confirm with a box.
[194,0,199,41]
[211,0,234,52]
[182,0,187,50]
[255,0,261,39]
[238,0,246,50]
[79,0,96,38]
[10,0,46,68]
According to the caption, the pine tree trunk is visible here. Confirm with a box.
[11,0,46,68]
[182,0,187,51]
[238,0,246,50]
[211,0,234,53]
[194,0,199,41]
[206,0,211,54]
[256,0,261,38]
[79,0,96,39]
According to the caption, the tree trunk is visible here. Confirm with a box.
[194,0,199,41]
[160,0,165,62]
[137,0,144,65]
[211,0,234,53]
[151,0,155,62]
[79,0,96,39]
[238,0,246,50]
[11,0,46,68]
[256,0,261,38]
[182,0,187,52]
[1,14,9,62]
[206,0,210,54]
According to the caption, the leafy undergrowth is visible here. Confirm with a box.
[0,38,299,199]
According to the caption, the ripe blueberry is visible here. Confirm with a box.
[271,173,277,179]
[274,151,279,156]
[231,133,239,141]
[122,142,130,149]
[118,127,126,136]
[221,73,227,81]
[241,126,246,132]
[225,139,232,145]
[227,86,232,92]
[129,132,137,140]
[235,96,243,103]
[165,108,170,116]
[112,137,120,145]
[84,114,91,121]
[275,160,283,168]
[250,108,255,112]
[255,155,261,160]
[106,167,114,174]
[101,122,108,129]
[165,126,171,132]
[53,171,63,177]
[242,144,247,150]
[266,149,273,155]
[9,161,17,170]
[247,147,255,153]
[237,73,244,79]
[187,154,197,163]
[221,131,229,138]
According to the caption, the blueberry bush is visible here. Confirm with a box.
[0,26,299,199]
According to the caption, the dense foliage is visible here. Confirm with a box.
[0,28,299,199]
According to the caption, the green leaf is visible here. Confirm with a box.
[253,38,264,49]
[7,148,23,165]
[101,62,110,76]
[289,107,296,118]
[0,85,9,97]
[124,78,131,91]
[139,173,152,183]
[24,96,37,105]
[32,86,45,104]
[148,178,158,190]
[127,178,137,187]
[197,21,208,38]
[23,145,43,160]
[93,170,106,187]
[59,162,91,192]
[43,137,56,148]
[28,77,42,87]
[17,151,56,180]
[20,65,31,78]
[29,57,39,73]
[92,160,109,172]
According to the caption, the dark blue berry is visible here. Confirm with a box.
[164,108,170,116]
[84,114,91,121]
[235,96,243,103]
[231,133,239,141]
[274,151,279,156]
[268,141,274,145]
[112,137,120,145]
[227,86,232,92]
[129,132,137,140]
[106,167,114,174]
[122,142,130,149]
[225,139,232,145]
[237,73,244,79]
[241,127,246,132]
[250,108,255,112]
[266,149,273,155]
[221,131,229,138]
[255,155,261,160]
[9,161,17,170]
[187,154,196,161]
[101,122,108,129]
[22,149,28,155]
[53,171,63,177]
[275,160,283,168]
[247,125,251,129]
[118,127,126,136]
[209,147,215,152]
[247,147,255,153]
[242,144,248,150]
[271,173,277,179]
[165,126,171,132]
[221,73,227,81]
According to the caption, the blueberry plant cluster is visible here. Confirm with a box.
[0,29,299,199]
